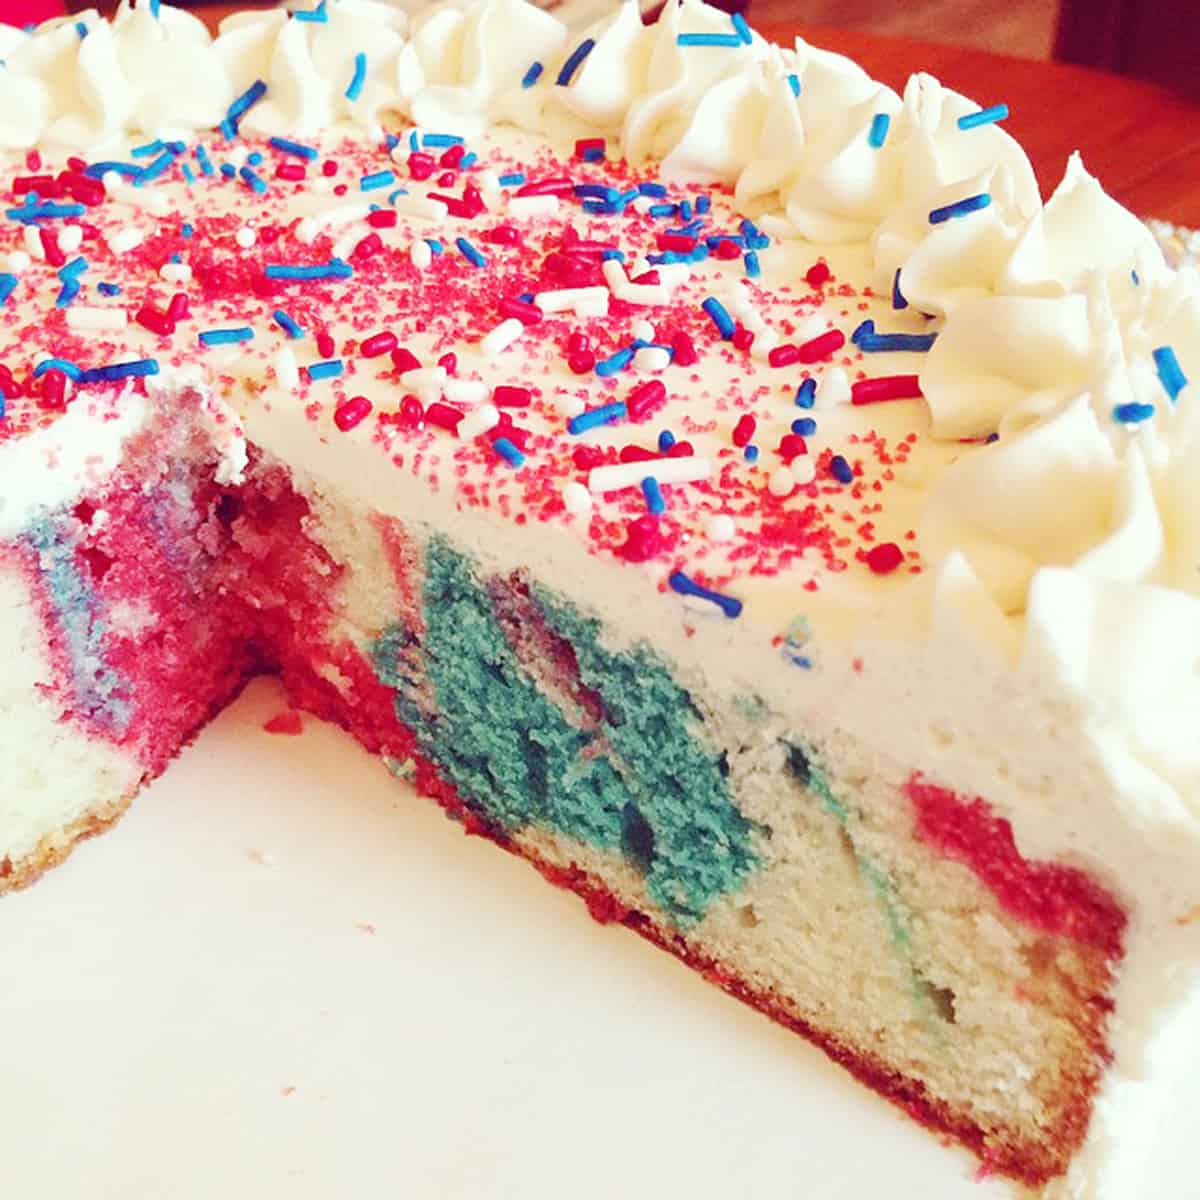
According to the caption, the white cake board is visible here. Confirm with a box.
[0,677,1182,1199]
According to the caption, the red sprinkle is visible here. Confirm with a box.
[866,542,905,574]
[439,144,466,169]
[852,374,924,405]
[630,270,661,285]
[516,176,574,198]
[352,231,383,259]
[713,239,742,261]
[768,343,801,368]
[334,395,372,432]
[493,385,531,408]
[499,297,544,326]
[397,394,424,427]
[167,292,190,322]
[619,445,657,463]
[321,159,339,177]
[619,515,668,563]
[134,305,174,337]
[572,445,606,470]
[367,209,397,228]
[436,170,456,188]
[39,368,67,411]
[778,434,808,461]
[627,380,667,423]
[483,223,520,245]
[798,329,846,363]
[566,331,590,355]
[732,326,754,351]
[657,232,697,253]
[26,149,42,171]
[276,163,306,182]
[732,413,756,447]
[12,174,54,198]
[40,228,65,267]
[424,401,464,432]
[666,440,694,457]
[391,347,421,375]
[263,711,303,735]
[805,261,831,287]
[360,331,397,358]
[59,172,104,206]
[438,352,457,375]
[671,331,698,367]
[568,351,595,375]
[574,137,606,157]
[316,329,336,358]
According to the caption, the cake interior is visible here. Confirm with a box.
[0,381,1126,1190]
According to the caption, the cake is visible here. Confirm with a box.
[1,1,1197,1195]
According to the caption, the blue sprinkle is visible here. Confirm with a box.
[739,218,759,237]
[731,11,753,44]
[131,139,165,158]
[582,148,604,163]
[181,163,196,185]
[386,188,408,205]
[422,133,464,148]
[642,476,666,515]
[648,203,679,218]
[247,151,264,167]
[265,260,353,281]
[595,348,635,377]
[225,79,267,129]
[668,571,742,619]
[97,282,121,297]
[345,52,367,102]
[79,359,158,383]
[787,72,801,97]
[75,20,88,38]
[1132,269,1140,286]
[6,202,86,221]
[743,445,760,463]
[702,297,736,339]
[169,252,182,264]
[0,274,18,306]
[167,141,187,155]
[795,378,816,408]
[55,279,80,308]
[409,130,420,152]
[679,199,693,222]
[199,326,255,347]
[859,332,938,353]
[986,432,1000,444]
[521,61,544,89]
[569,402,627,434]
[220,163,237,179]
[851,318,876,345]
[459,152,477,170]
[493,437,526,467]
[58,256,88,279]
[239,166,267,194]
[195,145,215,177]
[424,239,443,255]
[218,119,236,142]
[498,172,526,187]
[706,235,744,249]
[306,358,343,380]
[868,112,891,149]
[360,170,395,192]
[293,0,327,21]
[744,250,760,278]
[696,194,711,214]
[556,38,596,86]
[455,236,486,268]
[33,358,83,381]
[272,309,304,339]
[384,133,399,150]
[638,182,668,198]
[676,32,742,47]
[1113,402,1155,425]
[83,161,140,180]
[602,249,626,262]
[792,417,817,436]
[149,0,160,17]
[658,430,676,452]
[135,150,176,186]
[575,183,619,202]
[269,137,319,161]
[958,103,1009,130]
[929,193,992,224]
[892,267,908,310]
[1153,346,1188,402]
[830,455,854,484]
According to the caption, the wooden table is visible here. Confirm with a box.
[193,5,1200,228]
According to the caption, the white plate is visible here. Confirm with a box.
[0,678,1178,1199]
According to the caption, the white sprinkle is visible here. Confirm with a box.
[601,259,627,291]
[296,217,320,244]
[756,213,795,239]
[479,169,501,195]
[445,378,488,406]
[632,319,655,342]
[457,403,501,440]
[331,230,359,261]
[108,227,144,255]
[553,390,586,419]
[101,170,123,195]
[23,225,43,260]
[479,317,524,357]
[815,366,852,409]
[507,194,559,218]
[588,456,713,494]
[409,240,432,270]
[795,313,829,343]
[112,183,169,216]
[392,194,449,221]
[235,226,257,249]
[656,263,692,290]
[400,366,447,391]
[5,250,31,274]
[628,256,651,278]
[159,262,192,283]
[65,306,128,332]
[273,346,300,391]
[227,146,249,170]
[534,286,608,313]
[632,196,656,216]
[58,225,83,254]
[297,203,372,244]
[749,327,780,360]
[768,466,796,497]
[633,346,671,373]
[790,456,817,485]
[562,481,592,516]
[574,293,609,318]
[389,144,408,165]
[705,513,735,542]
